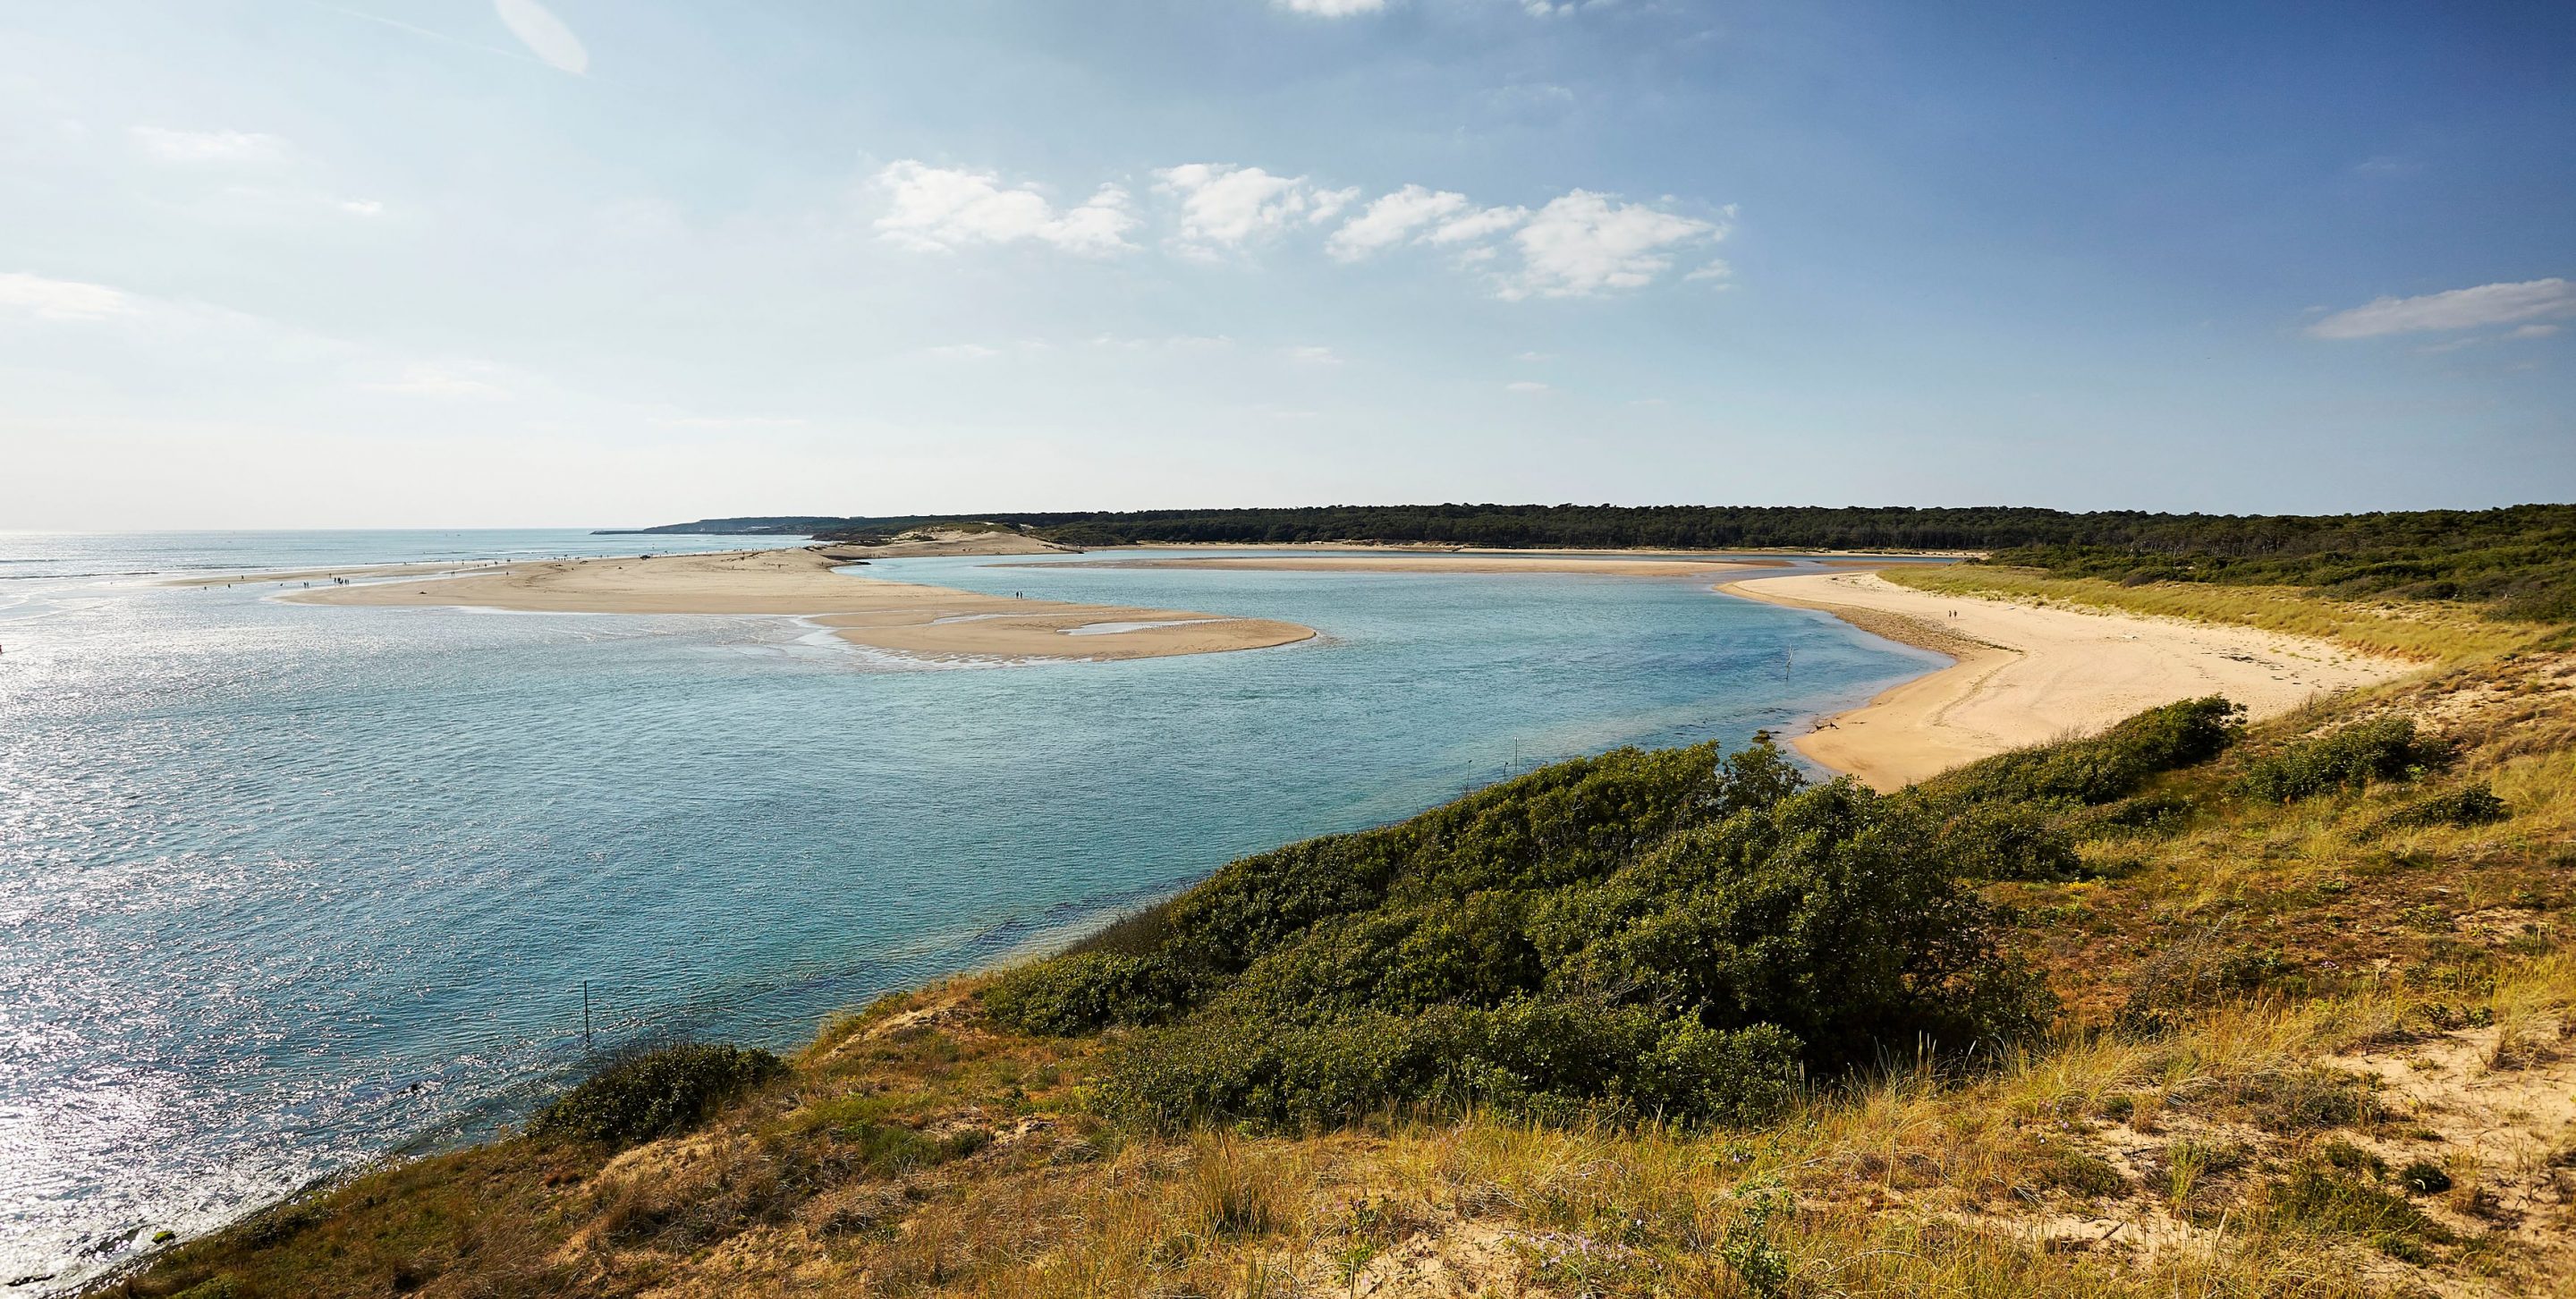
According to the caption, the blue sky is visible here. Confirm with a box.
[2,0,2570,528]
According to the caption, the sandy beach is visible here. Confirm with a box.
[1725,570,2417,789]
[276,548,1315,661]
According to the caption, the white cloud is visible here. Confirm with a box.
[2306,277,2576,339]
[1275,0,1389,14]
[2508,323,2562,339]
[1427,205,1528,245]
[0,272,138,321]
[1306,186,1361,225]
[1326,187,1530,263]
[1504,191,1723,299]
[1505,380,1551,394]
[128,126,289,165]
[1156,164,1331,255]
[869,157,1733,301]
[873,161,1139,257]
[1284,344,1343,364]
[338,199,385,217]
[1326,185,1470,260]
[494,0,589,74]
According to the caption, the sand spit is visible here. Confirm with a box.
[278,548,1314,662]
[1724,570,2417,790]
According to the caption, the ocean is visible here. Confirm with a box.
[0,531,1942,1289]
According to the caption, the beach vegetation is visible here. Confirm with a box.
[2233,717,2451,803]
[529,1043,787,1150]
[995,733,2051,1129]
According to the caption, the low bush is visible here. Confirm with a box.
[982,951,1193,1035]
[2234,718,2452,803]
[2379,783,2510,831]
[1903,697,2242,880]
[1914,696,2244,810]
[1101,1001,1803,1130]
[999,730,2068,1130]
[531,1044,786,1150]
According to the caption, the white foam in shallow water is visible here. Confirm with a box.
[1059,617,1229,636]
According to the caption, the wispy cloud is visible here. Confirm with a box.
[2306,276,2576,339]
[1505,379,1551,393]
[129,126,290,165]
[0,272,139,321]
[1274,0,1388,15]
[873,161,1138,256]
[493,0,589,74]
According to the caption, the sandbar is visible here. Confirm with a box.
[276,548,1314,662]
[1724,570,2416,790]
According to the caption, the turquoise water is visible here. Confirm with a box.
[0,531,1942,1288]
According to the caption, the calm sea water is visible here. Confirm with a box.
[0,531,1942,1289]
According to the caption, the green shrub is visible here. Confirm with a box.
[531,1043,786,1150]
[983,951,1193,1035]
[2234,718,2452,803]
[1101,1000,1802,1130]
[1923,800,2085,881]
[1916,696,2244,809]
[1904,697,2242,879]
[2380,783,2510,831]
[1010,732,2062,1130]
[988,721,2233,1131]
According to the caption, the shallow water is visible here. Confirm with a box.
[0,531,1940,1288]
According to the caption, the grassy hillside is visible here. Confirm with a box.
[96,615,2576,1298]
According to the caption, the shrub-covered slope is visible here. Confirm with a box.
[97,633,2576,1299]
